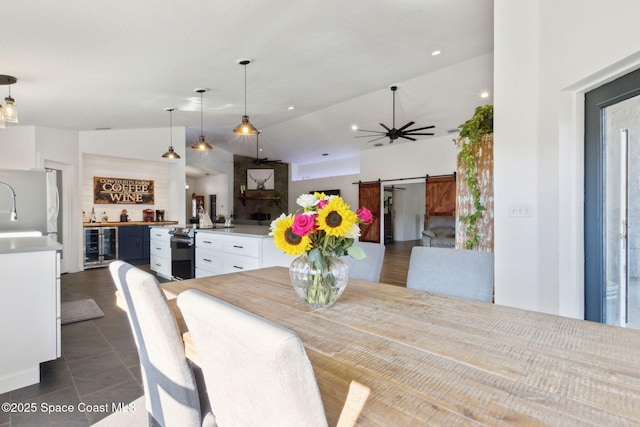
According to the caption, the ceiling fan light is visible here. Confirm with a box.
[191,135,212,151]
[0,106,5,129]
[233,115,258,135]
[3,96,18,123]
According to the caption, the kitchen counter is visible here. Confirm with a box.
[83,221,178,227]
[0,236,63,254]
[195,224,271,238]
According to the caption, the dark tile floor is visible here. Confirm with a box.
[0,266,152,427]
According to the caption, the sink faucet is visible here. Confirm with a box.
[0,181,17,221]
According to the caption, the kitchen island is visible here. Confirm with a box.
[195,225,294,278]
[0,236,63,393]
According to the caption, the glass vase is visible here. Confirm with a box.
[289,253,349,309]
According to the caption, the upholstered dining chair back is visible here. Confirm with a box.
[344,242,386,282]
[406,247,494,302]
[177,289,328,427]
[109,261,214,427]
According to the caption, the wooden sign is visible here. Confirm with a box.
[93,176,154,204]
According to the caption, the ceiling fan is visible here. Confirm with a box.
[356,85,435,143]
[251,132,283,165]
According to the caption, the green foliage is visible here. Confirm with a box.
[457,105,493,250]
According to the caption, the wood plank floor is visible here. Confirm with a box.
[379,239,421,287]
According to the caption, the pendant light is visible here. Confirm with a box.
[233,60,258,135]
[162,108,181,159]
[192,88,212,151]
[0,75,18,124]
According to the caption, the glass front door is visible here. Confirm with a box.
[604,97,640,327]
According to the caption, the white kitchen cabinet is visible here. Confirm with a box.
[0,237,62,393]
[194,228,296,278]
[149,227,171,279]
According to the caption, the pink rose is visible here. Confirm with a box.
[317,199,329,210]
[292,213,317,236]
[357,207,374,224]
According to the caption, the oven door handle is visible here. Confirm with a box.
[171,237,194,246]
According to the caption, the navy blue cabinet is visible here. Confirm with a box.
[118,226,150,265]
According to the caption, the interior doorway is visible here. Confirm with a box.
[585,67,640,328]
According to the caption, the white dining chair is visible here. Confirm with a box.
[344,242,386,282]
[177,289,328,427]
[406,246,494,302]
[109,261,215,427]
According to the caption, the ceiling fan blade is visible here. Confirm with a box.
[404,132,435,136]
[367,135,388,143]
[405,125,435,132]
[355,133,385,138]
[379,123,392,132]
[398,121,415,131]
[356,129,387,134]
[399,135,417,141]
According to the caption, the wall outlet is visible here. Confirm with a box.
[509,203,532,217]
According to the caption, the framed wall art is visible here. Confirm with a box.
[246,169,275,191]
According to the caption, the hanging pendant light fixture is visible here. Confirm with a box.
[233,60,258,135]
[0,75,18,124]
[192,88,212,151]
[162,108,181,159]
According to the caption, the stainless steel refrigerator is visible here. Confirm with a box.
[0,169,48,234]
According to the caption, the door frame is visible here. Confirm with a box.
[584,68,640,322]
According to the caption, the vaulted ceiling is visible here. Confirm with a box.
[3,0,493,169]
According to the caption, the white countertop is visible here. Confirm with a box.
[0,236,63,254]
[195,225,272,238]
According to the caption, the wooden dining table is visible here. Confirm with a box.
[161,266,640,426]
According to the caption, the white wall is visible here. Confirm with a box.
[82,154,175,222]
[494,0,640,317]
[360,134,457,182]
[392,183,425,241]
[288,174,360,213]
[191,174,230,220]
[0,126,80,273]
[79,127,187,224]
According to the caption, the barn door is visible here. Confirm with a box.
[425,175,456,216]
[359,182,381,243]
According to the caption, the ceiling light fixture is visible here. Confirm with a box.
[431,50,441,56]
[0,75,18,125]
[192,89,212,151]
[162,108,181,159]
[233,59,258,135]
[480,91,490,98]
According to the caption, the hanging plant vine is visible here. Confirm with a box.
[457,105,493,249]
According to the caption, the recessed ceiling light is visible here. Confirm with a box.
[288,106,295,110]
[431,50,441,56]
[351,125,358,131]
[481,91,490,98]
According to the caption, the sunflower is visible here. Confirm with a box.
[316,197,358,237]
[272,215,312,255]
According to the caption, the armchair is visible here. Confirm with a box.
[421,215,456,248]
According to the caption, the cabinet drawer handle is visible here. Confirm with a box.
[233,265,243,269]
[203,240,212,244]
[155,263,162,267]
[233,245,244,249]
[156,247,162,251]
[203,258,212,262]
[154,234,162,237]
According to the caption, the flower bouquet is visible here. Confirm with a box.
[270,192,374,308]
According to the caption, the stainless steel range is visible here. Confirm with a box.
[169,226,195,280]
